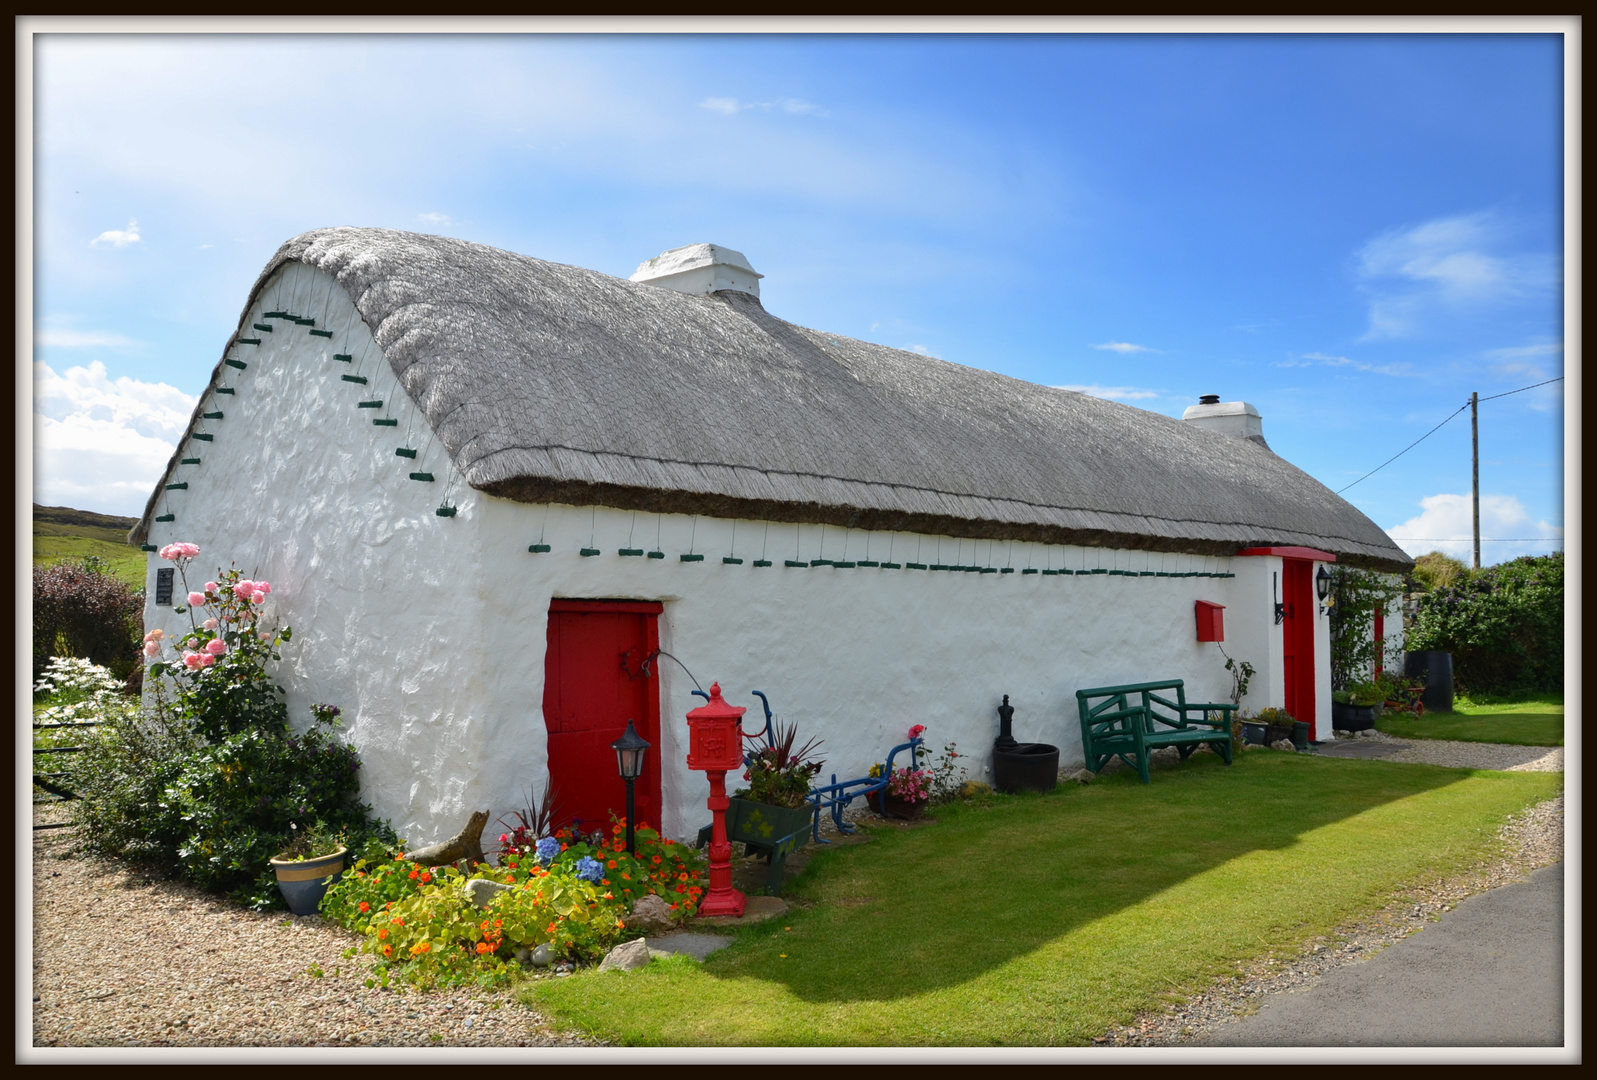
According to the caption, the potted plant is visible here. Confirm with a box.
[1250,707,1310,750]
[1332,680,1382,731]
[270,819,349,915]
[729,718,824,847]
[1234,710,1268,746]
[878,764,931,820]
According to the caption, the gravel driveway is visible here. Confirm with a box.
[29,804,596,1050]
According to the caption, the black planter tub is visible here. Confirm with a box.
[993,742,1060,793]
[1332,701,1377,731]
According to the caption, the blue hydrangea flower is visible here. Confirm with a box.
[575,855,605,883]
[535,836,561,864]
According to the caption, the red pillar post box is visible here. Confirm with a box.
[685,682,747,918]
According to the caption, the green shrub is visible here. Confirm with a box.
[70,541,394,909]
[1407,552,1563,694]
[1328,567,1405,691]
[32,557,143,683]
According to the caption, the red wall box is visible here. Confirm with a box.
[1194,600,1226,642]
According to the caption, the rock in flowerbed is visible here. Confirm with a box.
[597,938,653,973]
[626,893,678,935]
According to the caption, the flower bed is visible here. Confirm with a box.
[321,819,707,990]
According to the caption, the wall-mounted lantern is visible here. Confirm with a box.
[1316,565,1334,619]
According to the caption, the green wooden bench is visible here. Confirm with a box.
[1076,679,1236,784]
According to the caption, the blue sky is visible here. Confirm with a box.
[30,30,1567,564]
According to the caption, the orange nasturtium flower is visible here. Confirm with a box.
[378,929,389,940]
[382,945,393,957]
[358,902,370,913]
[607,860,618,870]
[419,872,432,883]
[409,870,419,880]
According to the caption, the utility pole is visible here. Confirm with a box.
[1471,391,1480,569]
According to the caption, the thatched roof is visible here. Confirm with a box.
[135,227,1412,571]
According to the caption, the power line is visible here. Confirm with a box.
[1336,402,1469,494]
[1398,538,1563,542]
[1478,376,1564,403]
[1335,375,1564,495]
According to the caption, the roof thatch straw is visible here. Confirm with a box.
[135,228,1412,571]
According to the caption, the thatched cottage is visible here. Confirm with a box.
[132,228,1413,846]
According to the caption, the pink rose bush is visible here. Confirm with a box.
[143,541,293,741]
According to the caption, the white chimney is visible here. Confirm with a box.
[1181,395,1270,449]
[630,243,763,298]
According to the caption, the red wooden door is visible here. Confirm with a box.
[1281,560,1316,727]
[543,600,662,836]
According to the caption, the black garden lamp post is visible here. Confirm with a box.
[611,719,651,856]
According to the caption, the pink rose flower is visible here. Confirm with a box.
[143,641,160,657]
[199,653,216,667]
[205,638,227,656]
[202,618,218,630]
[251,592,265,604]
[182,652,204,670]
[204,581,218,594]
[187,592,206,607]
[159,542,200,561]
[143,628,163,642]
[235,579,255,594]
[255,581,272,595]
[908,724,926,739]
[258,631,273,643]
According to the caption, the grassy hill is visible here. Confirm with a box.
[32,504,145,589]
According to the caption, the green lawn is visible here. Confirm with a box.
[1378,693,1563,746]
[524,752,1560,1046]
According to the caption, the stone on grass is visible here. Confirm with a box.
[1072,769,1096,785]
[1270,739,1297,752]
[959,780,993,798]
[598,937,653,973]
[463,877,512,909]
[626,894,677,935]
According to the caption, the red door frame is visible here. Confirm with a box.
[543,599,663,835]
[1281,560,1315,729]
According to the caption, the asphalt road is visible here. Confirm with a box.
[1200,863,1565,1047]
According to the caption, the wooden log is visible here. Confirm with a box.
[403,809,490,867]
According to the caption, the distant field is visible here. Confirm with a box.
[32,504,145,590]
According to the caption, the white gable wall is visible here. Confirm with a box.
[144,263,1305,848]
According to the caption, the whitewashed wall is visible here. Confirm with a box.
[143,263,1320,847]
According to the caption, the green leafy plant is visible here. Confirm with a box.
[70,541,393,909]
[736,718,824,809]
[1328,567,1406,692]
[1406,553,1562,695]
[275,819,349,861]
[33,557,144,684]
[1216,643,1256,706]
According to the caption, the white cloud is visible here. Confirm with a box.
[1486,342,1562,359]
[1090,341,1158,354]
[1355,212,1555,340]
[904,343,941,358]
[90,218,140,247]
[1385,492,1563,564]
[34,329,138,349]
[1055,384,1160,401]
[33,361,198,516]
[1277,351,1412,377]
[417,212,454,225]
[699,96,825,117]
